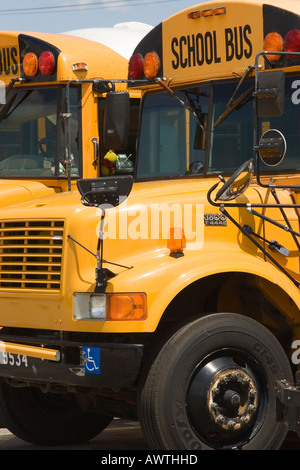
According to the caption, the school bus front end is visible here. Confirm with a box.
[3,0,300,450]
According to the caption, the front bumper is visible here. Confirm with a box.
[0,336,143,390]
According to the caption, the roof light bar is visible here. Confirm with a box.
[187,7,226,19]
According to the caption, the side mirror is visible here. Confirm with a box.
[214,159,254,201]
[103,92,130,150]
[255,70,285,117]
[77,175,133,207]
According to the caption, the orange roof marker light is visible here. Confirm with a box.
[187,11,201,19]
[72,62,88,72]
[187,7,226,19]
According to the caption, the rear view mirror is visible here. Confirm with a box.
[255,70,285,117]
[103,92,130,150]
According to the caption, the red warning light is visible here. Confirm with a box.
[128,53,144,80]
[284,29,300,59]
[39,51,55,75]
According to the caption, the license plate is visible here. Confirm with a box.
[0,351,28,367]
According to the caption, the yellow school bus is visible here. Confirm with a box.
[0,31,139,201]
[1,0,300,450]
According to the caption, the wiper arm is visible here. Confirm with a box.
[156,78,206,131]
[213,65,255,129]
[213,86,254,128]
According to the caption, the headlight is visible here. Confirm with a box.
[73,293,106,321]
[89,295,106,320]
[73,292,147,321]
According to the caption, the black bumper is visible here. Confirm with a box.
[0,337,143,390]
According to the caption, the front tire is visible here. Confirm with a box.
[0,382,112,446]
[138,313,293,450]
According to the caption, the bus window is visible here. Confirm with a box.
[137,88,209,179]
[209,81,254,174]
[0,86,80,178]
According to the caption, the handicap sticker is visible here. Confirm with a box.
[82,346,101,375]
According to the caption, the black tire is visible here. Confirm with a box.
[0,382,112,446]
[138,313,293,450]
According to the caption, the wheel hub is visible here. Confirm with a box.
[186,354,263,447]
[207,368,258,431]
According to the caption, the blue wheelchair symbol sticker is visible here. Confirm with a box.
[82,346,101,375]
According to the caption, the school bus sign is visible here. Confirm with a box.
[0,42,19,79]
[163,2,261,81]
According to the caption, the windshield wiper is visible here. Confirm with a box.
[156,78,207,131]
[213,65,255,129]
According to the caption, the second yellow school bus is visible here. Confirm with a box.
[0,31,139,200]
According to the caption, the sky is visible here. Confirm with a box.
[0,0,205,34]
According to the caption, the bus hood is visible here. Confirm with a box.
[0,180,55,207]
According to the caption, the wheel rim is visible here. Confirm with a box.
[186,350,267,449]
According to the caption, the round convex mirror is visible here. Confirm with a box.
[258,129,286,166]
[215,159,254,201]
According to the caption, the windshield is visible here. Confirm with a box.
[0,86,80,178]
[137,77,300,179]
